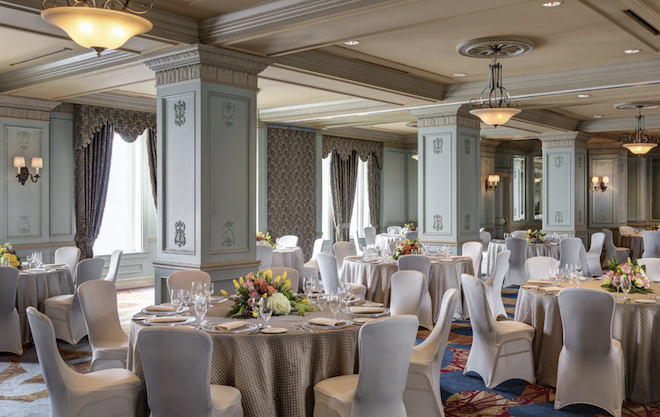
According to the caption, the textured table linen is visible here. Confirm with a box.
[486,240,562,276]
[340,258,474,321]
[128,302,360,417]
[620,234,643,259]
[515,280,660,404]
[375,233,404,255]
[17,268,74,343]
[272,247,306,290]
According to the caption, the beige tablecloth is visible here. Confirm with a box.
[340,257,474,321]
[128,301,360,417]
[515,280,660,404]
[17,268,74,343]
[272,247,305,290]
[620,234,644,259]
[486,240,561,276]
[375,233,404,255]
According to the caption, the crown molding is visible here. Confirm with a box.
[65,92,156,113]
[259,98,390,122]
[587,141,628,156]
[411,105,480,129]
[0,94,60,121]
[539,131,592,149]
[322,125,409,144]
[52,102,74,113]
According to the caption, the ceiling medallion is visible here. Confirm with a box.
[458,37,535,127]
[614,102,660,155]
[41,0,154,57]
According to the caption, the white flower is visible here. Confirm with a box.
[270,292,292,316]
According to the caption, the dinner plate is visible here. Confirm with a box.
[343,307,390,318]
[260,327,288,334]
[203,322,258,334]
[144,317,196,326]
[635,299,656,304]
[141,306,189,316]
[302,320,353,330]
[353,318,375,324]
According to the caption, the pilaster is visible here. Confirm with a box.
[587,141,628,231]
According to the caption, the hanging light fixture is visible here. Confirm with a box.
[614,102,660,155]
[41,0,154,57]
[457,37,535,127]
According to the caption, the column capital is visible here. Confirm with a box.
[411,104,481,130]
[0,94,60,121]
[140,44,272,90]
[587,140,628,157]
[539,131,591,149]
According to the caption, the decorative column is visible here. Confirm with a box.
[141,44,272,302]
[411,105,481,255]
[539,132,589,240]
[587,141,628,236]
[480,138,501,233]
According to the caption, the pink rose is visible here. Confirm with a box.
[621,264,632,274]
[267,286,277,296]
[260,281,269,292]
[248,291,258,299]
[246,282,255,291]
[643,278,650,288]
[605,270,614,277]
[531,238,536,243]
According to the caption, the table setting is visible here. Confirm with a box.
[620,227,644,259]
[487,230,562,275]
[374,233,404,255]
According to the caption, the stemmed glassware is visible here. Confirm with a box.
[613,276,622,300]
[170,289,183,313]
[316,294,328,317]
[250,294,262,326]
[303,277,315,302]
[205,282,214,297]
[620,276,632,301]
[194,295,209,326]
[328,295,341,320]
[260,297,272,328]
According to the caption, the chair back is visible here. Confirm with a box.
[619,226,634,236]
[364,227,377,246]
[387,226,402,234]
[558,288,615,357]
[104,249,123,284]
[0,267,19,317]
[79,280,127,349]
[505,237,528,285]
[72,258,105,311]
[602,229,617,256]
[462,241,483,276]
[317,252,341,294]
[54,247,80,275]
[390,271,424,317]
[267,267,299,293]
[491,250,510,287]
[404,231,418,240]
[480,231,492,250]
[333,241,355,271]
[279,235,299,247]
[461,274,496,342]
[256,244,274,269]
[642,231,660,258]
[353,232,364,256]
[413,288,459,364]
[559,238,583,268]
[588,232,605,256]
[138,327,214,417]
[309,237,325,262]
[638,258,660,282]
[486,250,510,318]
[512,230,527,238]
[353,316,418,417]
[167,271,211,294]
[397,255,431,289]
[525,256,558,281]
[389,240,401,253]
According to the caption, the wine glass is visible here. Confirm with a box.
[621,276,632,301]
[170,289,183,313]
[303,277,315,301]
[205,282,214,297]
[317,294,328,317]
[194,295,208,326]
[328,295,341,320]
[260,297,272,328]
[250,295,261,326]
[613,276,622,300]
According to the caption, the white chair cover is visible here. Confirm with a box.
[638,258,660,282]
[504,237,528,287]
[364,226,377,246]
[54,247,80,276]
[333,241,355,273]
[0,266,22,354]
[397,255,433,330]
[279,235,299,247]
[256,244,274,270]
[512,230,527,238]
[390,271,424,317]
[44,257,105,345]
[138,327,243,417]
[389,240,401,253]
[525,256,558,281]
[303,238,325,291]
[619,226,634,239]
[387,226,402,234]
[104,249,123,284]
[602,229,630,264]
[403,289,460,417]
[461,274,535,389]
[587,232,605,277]
[462,241,483,277]
[559,238,583,269]
[480,231,492,250]
[267,267,299,294]
[317,252,366,298]
[642,231,660,258]
[167,270,211,294]
[79,280,129,372]
[555,289,624,417]
[405,231,418,240]
[314,316,419,417]
[484,250,510,319]
[354,232,364,256]
[27,307,141,417]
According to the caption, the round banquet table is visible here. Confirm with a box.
[486,239,561,276]
[17,267,74,343]
[515,280,660,404]
[374,233,404,255]
[340,256,474,321]
[271,247,305,290]
[127,301,360,417]
[620,234,644,259]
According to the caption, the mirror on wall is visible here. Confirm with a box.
[533,156,543,220]
[513,155,526,222]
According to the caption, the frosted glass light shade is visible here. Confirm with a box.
[41,7,153,55]
[623,142,657,155]
[470,107,521,126]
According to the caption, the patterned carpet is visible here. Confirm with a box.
[1,287,659,416]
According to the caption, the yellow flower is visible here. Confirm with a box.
[528,229,532,233]
[221,289,229,297]
[301,299,310,304]
[252,311,258,318]
[263,293,268,299]
[284,281,291,290]
[233,279,240,289]
[282,271,287,280]
[239,276,244,286]
[275,275,281,283]
[265,270,272,279]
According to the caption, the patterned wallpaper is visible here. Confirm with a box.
[266,126,316,260]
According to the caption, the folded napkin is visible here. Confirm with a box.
[538,286,563,293]
[144,305,177,312]
[44,263,67,268]
[350,306,386,314]
[527,279,552,286]
[362,258,379,263]
[361,302,384,307]
[209,296,221,302]
[213,321,248,331]
[28,268,48,272]
[146,316,188,323]
[308,318,348,326]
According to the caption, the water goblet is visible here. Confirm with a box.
[613,276,622,300]
[621,276,632,301]
[317,294,328,317]
[170,289,183,313]
[328,295,341,320]
[194,295,209,326]
[250,295,262,326]
[205,282,214,297]
[303,276,315,301]
[260,297,273,328]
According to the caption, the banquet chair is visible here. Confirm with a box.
[138,327,243,417]
[103,249,123,284]
[403,288,460,417]
[559,238,583,269]
[461,274,535,389]
[256,244,274,270]
[480,227,485,232]
[619,225,634,242]
[398,255,434,330]
[353,232,365,256]
[313,315,418,417]
[602,229,630,264]
[480,231,492,274]
[390,271,425,317]
[389,240,402,254]
[405,231,418,240]
[484,250,510,319]
[642,231,660,258]
[333,241,356,273]
[167,270,211,294]
[586,232,605,277]
[303,238,325,291]
[54,246,80,275]
[388,226,402,234]
[279,235,299,247]
[268,267,299,294]
[512,230,527,238]
[27,307,141,417]
[44,257,105,345]
[364,226,377,246]
[525,256,558,281]
[555,289,624,417]
[462,241,483,277]
[317,253,366,298]
[637,258,660,282]
[0,266,22,355]
[504,238,528,287]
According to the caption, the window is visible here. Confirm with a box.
[93,131,149,255]
[512,155,526,222]
[533,156,543,220]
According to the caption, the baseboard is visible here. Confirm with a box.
[116,276,155,290]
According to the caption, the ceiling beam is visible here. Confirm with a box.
[577,113,660,133]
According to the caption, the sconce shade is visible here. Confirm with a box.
[591,176,599,183]
[14,156,26,168]
[602,176,609,184]
[31,157,43,169]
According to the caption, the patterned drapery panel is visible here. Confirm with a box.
[322,135,382,168]
[367,153,380,230]
[74,104,156,149]
[330,149,358,242]
[266,126,316,260]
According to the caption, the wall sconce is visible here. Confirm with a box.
[485,174,500,191]
[411,151,419,161]
[14,156,42,185]
[591,176,608,192]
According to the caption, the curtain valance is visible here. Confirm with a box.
[74,104,156,149]
[322,135,382,169]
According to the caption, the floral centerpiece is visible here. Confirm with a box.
[647,225,660,231]
[525,229,546,244]
[256,232,277,248]
[0,242,21,269]
[601,257,652,294]
[221,269,314,318]
[400,223,416,235]
[392,239,422,261]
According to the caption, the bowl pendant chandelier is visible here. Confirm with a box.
[41,0,154,56]
[623,107,658,155]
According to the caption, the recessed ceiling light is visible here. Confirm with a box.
[577,94,590,98]
[343,40,360,46]
[542,1,563,7]
[593,115,603,118]
[453,73,467,77]
[624,49,641,54]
